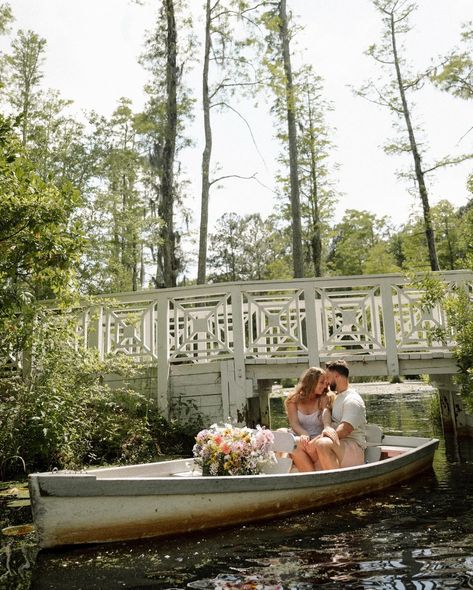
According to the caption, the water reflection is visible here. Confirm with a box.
[2,385,473,589]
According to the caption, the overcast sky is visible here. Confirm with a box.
[5,0,473,237]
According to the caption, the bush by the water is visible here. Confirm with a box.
[0,310,204,480]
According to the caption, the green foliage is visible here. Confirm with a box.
[430,22,473,100]
[0,309,204,480]
[82,99,159,294]
[207,212,291,282]
[0,113,84,358]
[327,209,400,276]
[457,204,473,269]
[0,2,12,37]
[413,273,473,411]
[3,28,46,145]
[274,69,339,277]
[394,201,470,273]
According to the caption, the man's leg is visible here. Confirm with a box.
[313,437,345,470]
[339,439,364,468]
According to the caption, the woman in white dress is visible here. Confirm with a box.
[284,367,336,470]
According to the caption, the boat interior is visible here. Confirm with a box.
[81,426,427,480]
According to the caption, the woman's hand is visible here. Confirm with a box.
[298,434,310,450]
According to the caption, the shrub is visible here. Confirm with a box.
[413,273,473,412]
[0,309,203,479]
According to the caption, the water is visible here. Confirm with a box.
[2,383,473,590]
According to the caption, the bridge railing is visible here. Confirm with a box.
[78,271,472,378]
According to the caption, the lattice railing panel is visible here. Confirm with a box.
[168,292,233,362]
[315,284,385,357]
[67,271,471,368]
[243,289,307,358]
[392,284,452,352]
[81,301,158,362]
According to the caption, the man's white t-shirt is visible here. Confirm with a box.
[331,387,367,448]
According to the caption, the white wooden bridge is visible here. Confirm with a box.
[77,270,472,426]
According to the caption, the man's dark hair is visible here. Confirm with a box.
[326,359,349,378]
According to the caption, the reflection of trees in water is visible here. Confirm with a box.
[362,391,435,437]
[0,540,36,590]
[272,388,435,436]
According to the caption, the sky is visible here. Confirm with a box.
[4,0,473,238]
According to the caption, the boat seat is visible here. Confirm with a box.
[261,430,296,474]
[365,424,384,463]
[380,445,408,459]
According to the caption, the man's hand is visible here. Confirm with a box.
[322,427,340,446]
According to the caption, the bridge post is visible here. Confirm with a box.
[304,286,320,367]
[229,286,250,421]
[380,280,400,377]
[157,292,170,417]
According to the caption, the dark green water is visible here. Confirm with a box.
[2,385,473,590]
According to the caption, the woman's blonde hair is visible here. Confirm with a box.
[285,366,332,410]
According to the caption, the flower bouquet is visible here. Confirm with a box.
[193,423,276,476]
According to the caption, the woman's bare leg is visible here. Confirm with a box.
[291,445,316,472]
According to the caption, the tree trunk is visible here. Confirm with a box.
[198,0,212,285]
[159,0,178,287]
[140,207,146,287]
[279,0,304,278]
[307,91,322,277]
[444,218,455,269]
[390,12,439,271]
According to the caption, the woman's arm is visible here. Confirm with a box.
[286,401,309,436]
[321,407,332,428]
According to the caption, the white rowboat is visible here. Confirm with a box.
[29,432,439,549]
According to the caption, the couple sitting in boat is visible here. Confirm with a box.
[285,359,367,471]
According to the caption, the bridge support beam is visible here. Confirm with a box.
[380,281,400,378]
[431,375,473,437]
[256,379,272,428]
[157,293,170,417]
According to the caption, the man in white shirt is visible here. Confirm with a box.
[308,359,366,470]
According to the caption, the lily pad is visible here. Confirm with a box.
[6,499,31,508]
[0,486,30,499]
[1,524,35,537]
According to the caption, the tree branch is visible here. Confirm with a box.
[211,101,267,168]
[458,124,473,144]
[423,153,473,175]
[209,172,257,187]
[0,220,32,244]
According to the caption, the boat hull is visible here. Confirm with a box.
[29,437,438,549]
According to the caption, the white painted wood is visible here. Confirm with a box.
[271,430,296,453]
[229,286,246,389]
[171,382,222,397]
[365,447,382,463]
[262,457,293,474]
[220,360,231,419]
[171,372,221,387]
[380,281,400,376]
[157,293,170,415]
[366,424,383,445]
[304,287,320,367]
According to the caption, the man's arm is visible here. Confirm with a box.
[335,421,354,440]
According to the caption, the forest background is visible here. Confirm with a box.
[0,0,472,477]
[2,0,472,291]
